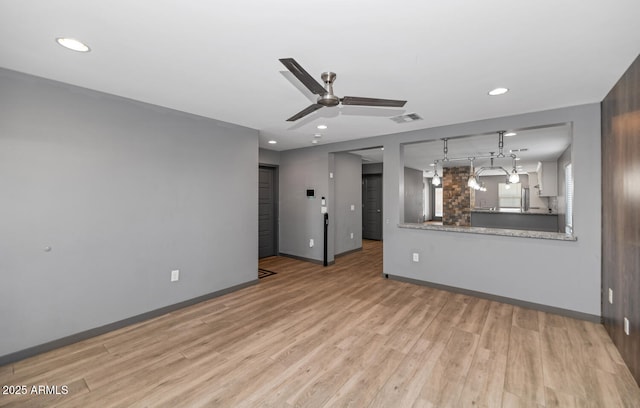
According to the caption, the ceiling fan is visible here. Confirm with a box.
[279,58,407,121]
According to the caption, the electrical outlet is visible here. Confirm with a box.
[309,239,314,248]
[608,288,613,304]
[171,269,180,282]
[412,253,419,262]
[350,204,355,211]
[624,317,630,335]
[350,232,354,239]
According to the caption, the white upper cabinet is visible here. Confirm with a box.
[536,161,558,196]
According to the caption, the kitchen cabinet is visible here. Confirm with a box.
[536,161,558,196]
[471,209,559,232]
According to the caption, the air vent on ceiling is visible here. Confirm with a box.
[390,113,423,123]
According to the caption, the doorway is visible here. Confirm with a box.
[259,166,278,258]
[362,173,383,240]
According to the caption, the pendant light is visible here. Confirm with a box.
[509,155,520,183]
[467,159,479,190]
[432,138,449,187]
[432,169,441,186]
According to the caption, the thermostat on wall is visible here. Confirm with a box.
[306,189,315,198]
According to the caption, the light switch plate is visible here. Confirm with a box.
[171,270,180,282]
[608,288,613,304]
[412,253,419,262]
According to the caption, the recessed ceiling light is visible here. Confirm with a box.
[56,37,90,52]
[268,140,277,144]
[515,157,521,161]
[504,132,517,137]
[311,140,319,144]
[317,125,327,130]
[429,163,435,167]
[488,87,509,96]
[381,147,384,151]
[314,134,322,138]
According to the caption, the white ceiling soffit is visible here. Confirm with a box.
[0,1,639,151]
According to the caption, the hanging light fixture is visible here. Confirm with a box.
[467,159,480,190]
[432,170,441,186]
[431,138,449,186]
[471,132,521,188]
[429,132,520,191]
[509,155,520,183]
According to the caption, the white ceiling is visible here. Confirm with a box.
[1,1,638,151]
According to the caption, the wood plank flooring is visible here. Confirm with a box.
[1,240,639,407]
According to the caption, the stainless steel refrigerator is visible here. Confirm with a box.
[521,187,530,212]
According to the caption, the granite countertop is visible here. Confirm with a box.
[471,208,558,216]
[399,223,577,241]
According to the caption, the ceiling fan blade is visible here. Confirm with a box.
[341,96,407,107]
[286,104,324,121]
[279,58,326,95]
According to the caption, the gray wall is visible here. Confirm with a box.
[334,153,362,255]
[403,167,424,223]
[0,69,259,358]
[278,148,334,262]
[259,148,280,166]
[277,103,601,316]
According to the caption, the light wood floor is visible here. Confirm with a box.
[1,240,639,407]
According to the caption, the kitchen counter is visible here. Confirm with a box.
[399,223,576,241]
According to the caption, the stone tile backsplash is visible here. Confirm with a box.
[443,166,472,227]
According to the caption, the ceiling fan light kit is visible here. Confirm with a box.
[279,58,407,121]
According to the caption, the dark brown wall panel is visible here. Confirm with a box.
[601,53,640,385]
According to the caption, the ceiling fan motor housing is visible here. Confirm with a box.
[318,71,340,106]
[317,93,340,107]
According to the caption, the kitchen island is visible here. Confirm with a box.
[470,208,559,232]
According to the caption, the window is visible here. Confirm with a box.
[566,163,573,234]
[434,187,443,218]
[423,178,430,221]
[498,182,522,208]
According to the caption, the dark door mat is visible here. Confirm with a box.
[258,268,277,279]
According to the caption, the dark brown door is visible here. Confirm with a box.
[362,174,383,240]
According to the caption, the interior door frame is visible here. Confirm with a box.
[362,173,383,241]
[258,164,279,258]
